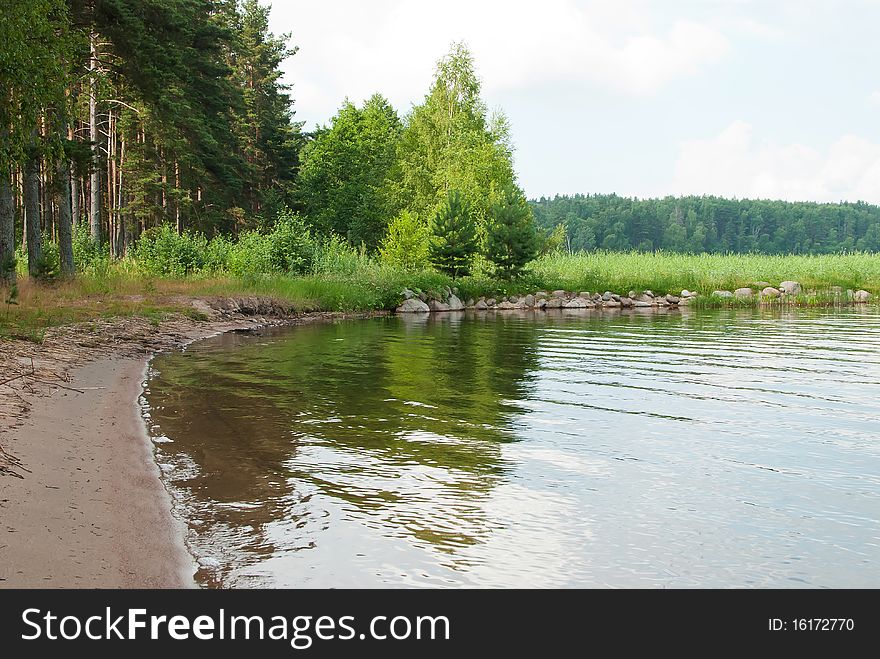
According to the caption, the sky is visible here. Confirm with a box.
[268,0,880,203]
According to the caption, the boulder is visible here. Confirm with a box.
[655,297,669,306]
[564,297,590,308]
[632,300,652,308]
[536,299,547,309]
[628,291,637,299]
[713,290,734,298]
[666,294,680,304]
[761,287,781,298]
[475,299,489,311]
[428,300,451,312]
[466,298,475,307]
[644,290,655,298]
[486,298,497,307]
[552,290,567,298]
[681,289,695,298]
[635,293,654,303]
[545,297,565,309]
[447,294,465,311]
[604,299,621,308]
[779,281,802,295]
[854,289,872,303]
[495,300,515,310]
[601,291,613,301]
[620,297,633,308]
[508,295,519,304]
[523,294,536,307]
[396,298,430,313]
[536,291,548,300]
[734,288,754,298]
[579,291,591,298]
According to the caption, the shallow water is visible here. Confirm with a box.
[144,308,880,588]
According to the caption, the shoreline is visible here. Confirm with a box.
[0,300,384,587]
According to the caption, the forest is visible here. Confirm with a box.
[532,194,880,255]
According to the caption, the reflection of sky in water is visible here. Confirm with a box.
[146,308,880,588]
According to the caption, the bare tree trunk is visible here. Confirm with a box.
[56,116,74,277]
[24,140,43,277]
[89,33,101,243]
[0,168,15,284]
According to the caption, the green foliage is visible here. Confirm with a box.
[540,223,569,256]
[33,242,61,282]
[486,187,539,279]
[312,235,371,276]
[378,210,431,271]
[296,94,402,248]
[132,225,207,277]
[72,232,110,275]
[532,194,880,255]
[225,209,316,277]
[429,191,478,279]
[393,43,517,231]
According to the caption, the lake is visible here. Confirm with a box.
[143,308,880,588]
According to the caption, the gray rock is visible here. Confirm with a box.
[536,291,548,300]
[428,300,451,312]
[396,298,430,313]
[486,298,497,307]
[681,289,695,298]
[611,293,621,302]
[779,281,802,295]
[545,297,564,309]
[602,291,613,301]
[761,287,781,298]
[734,288,754,298]
[475,299,488,310]
[447,294,465,311]
[628,291,637,299]
[592,293,602,301]
[523,294,536,307]
[466,298,475,307]
[635,293,653,303]
[604,299,621,308]
[713,290,734,298]
[536,298,547,309]
[666,294,680,304]
[401,288,415,300]
[552,289,567,298]
[508,295,519,304]
[644,290,655,298]
[579,291,591,298]
[496,300,515,310]
[620,297,633,308]
[854,289,872,303]
[632,300,653,307]
[655,297,669,306]
[564,297,591,309]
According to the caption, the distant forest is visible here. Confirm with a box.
[531,195,880,254]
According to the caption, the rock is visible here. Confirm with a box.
[681,289,695,298]
[535,299,547,309]
[508,295,519,304]
[761,287,781,298]
[854,290,872,303]
[545,297,565,309]
[486,298,497,307]
[495,300,515,310]
[635,293,653,303]
[644,290,655,298]
[666,294,680,304]
[466,298,475,307]
[500,296,509,303]
[564,297,589,308]
[579,291,591,298]
[779,281,802,295]
[396,298,430,313]
[428,300,451,312]
[628,291,637,299]
[401,288,415,300]
[524,294,536,307]
[632,300,652,308]
[447,294,465,311]
[611,293,621,302]
[734,288,754,298]
[418,291,428,302]
[536,291,548,300]
[592,293,602,301]
[452,286,459,295]
[475,299,488,310]
[713,290,734,298]
[552,290,567,298]
[190,299,219,318]
[620,297,633,308]
[679,297,692,305]
[655,297,669,306]
[604,299,621,308]
[601,291,613,301]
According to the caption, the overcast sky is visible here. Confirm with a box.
[268,0,880,203]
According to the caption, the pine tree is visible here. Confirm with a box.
[486,186,538,280]
[429,191,477,279]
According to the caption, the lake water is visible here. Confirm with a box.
[143,308,880,588]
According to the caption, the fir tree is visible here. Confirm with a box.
[429,191,477,280]
[486,186,539,280]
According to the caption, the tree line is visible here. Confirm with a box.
[532,194,880,254]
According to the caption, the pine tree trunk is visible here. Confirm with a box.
[0,168,15,285]
[89,33,101,243]
[24,141,43,278]
[56,116,74,277]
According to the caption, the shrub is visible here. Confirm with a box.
[72,231,110,275]
[266,209,316,275]
[313,234,371,275]
[378,210,430,271]
[485,186,539,280]
[204,234,233,273]
[33,242,61,282]
[429,191,478,280]
[131,225,207,276]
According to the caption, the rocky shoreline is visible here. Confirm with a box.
[396,280,874,313]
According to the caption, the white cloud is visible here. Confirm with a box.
[671,120,880,203]
[870,90,880,106]
[272,0,730,127]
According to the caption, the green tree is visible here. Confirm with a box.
[429,190,477,279]
[296,94,402,248]
[393,43,516,230]
[378,210,430,271]
[485,186,539,279]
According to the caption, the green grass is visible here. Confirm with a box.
[2,251,878,342]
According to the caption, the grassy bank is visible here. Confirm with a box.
[2,251,878,341]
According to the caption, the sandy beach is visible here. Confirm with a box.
[0,298,379,587]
